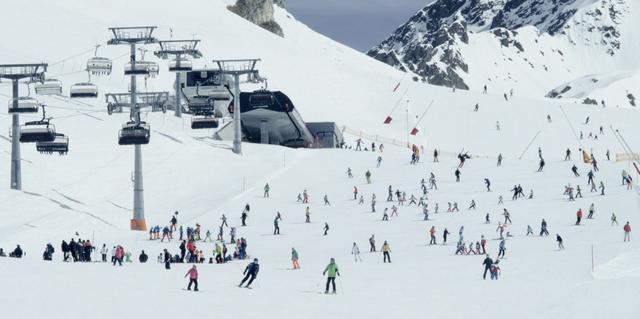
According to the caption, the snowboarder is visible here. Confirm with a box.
[184,265,199,291]
[323,258,340,294]
[239,258,260,288]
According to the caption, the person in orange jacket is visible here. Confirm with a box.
[623,222,631,242]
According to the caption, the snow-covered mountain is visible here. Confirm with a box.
[368,0,639,106]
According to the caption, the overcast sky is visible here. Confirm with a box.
[286,0,429,52]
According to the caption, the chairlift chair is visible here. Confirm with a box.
[36,133,69,155]
[169,59,192,72]
[87,57,113,75]
[124,61,159,77]
[191,116,219,129]
[118,122,150,145]
[19,120,56,143]
[35,79,63,95]
[70,82,99,98]
[8,97,41,113]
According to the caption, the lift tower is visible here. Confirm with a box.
[213,59,261,155]
[107,26,160,231]
[154,39,202,118]
[0,63,47,190]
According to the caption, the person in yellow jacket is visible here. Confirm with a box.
[382,241,391,263]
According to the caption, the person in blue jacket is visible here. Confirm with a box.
[239,258,260,288]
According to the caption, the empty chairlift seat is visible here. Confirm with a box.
[191,116,219,129]
[118,122,150,145]
[19,121,56,143]
[35,79,63,95]
[70,82,99,98]
[36,133,69,154]
[124,61,159,76]
[169,59,192,72]
[8,97,40,113]
[87,57,113,75]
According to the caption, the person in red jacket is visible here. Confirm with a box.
[185,265,199,291]
[624,222,631,242]
[575,209,583,225]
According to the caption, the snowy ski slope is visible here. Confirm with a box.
[0,1,639,318]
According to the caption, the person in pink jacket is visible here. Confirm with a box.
[113,246,124,266]
[185,265,199,291]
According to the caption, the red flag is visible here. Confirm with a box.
[410,127,419,136]
[392,81,401,92]
[384,116,392,124]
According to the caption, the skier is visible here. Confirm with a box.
[429,226,436,245]
[503,209,512,224]
[273,213,282,235]
[624,222,631,242]
[576,208,583,225]
[241,210,248,227]
[292,248,300,269]
[468,200,476,210]
[455,169,461,182]
[498,195,504,205]
[303,190,309,203]
[365,170,372,184]
[480,235,487,254]
[369,235,376,252]
[353,186,358,200]
[576,185,583,198]
[351,242,362,262]
[611,213,619,226]
[497,154,502,166]
[323,258,340,294]
[497,239,506,259]
[485,213,490,224]
[482,254,493,280]
[571,165,580,177]
[382,241,391,263]
[599,181,605,195]
[184,265,199,291]
[346,167,353,178]
[371,194,377,212]
[537,158,545,172]
[443,228,450,245]
[526,225,533,236]
[485,178,491,191]
[587,203,595,219]
[323,222,330,236]
[239,258,260,288]
[305,206,311,223]
[100,244,108,263]
[382,208,389,221]
[556,234,564,250]
[490,260,501,280]
[264,183,270,198]
[433,149,439,162]
[170,213,178,231]
[376,156,382,167]
[163,249,171,270]
[323,194,330,206]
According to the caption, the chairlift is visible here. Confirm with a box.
[191,116,219,129]
[169,59,192,72]
[36,133,69,155]
[70,82,98,98]
[118,121,150,145]
[124,61,159,76]
[35,79,63,95]
[8,96,41,113]
[87,45,113,75]
[20,120,56,143]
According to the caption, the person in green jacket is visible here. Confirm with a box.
[323,258,340,294]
